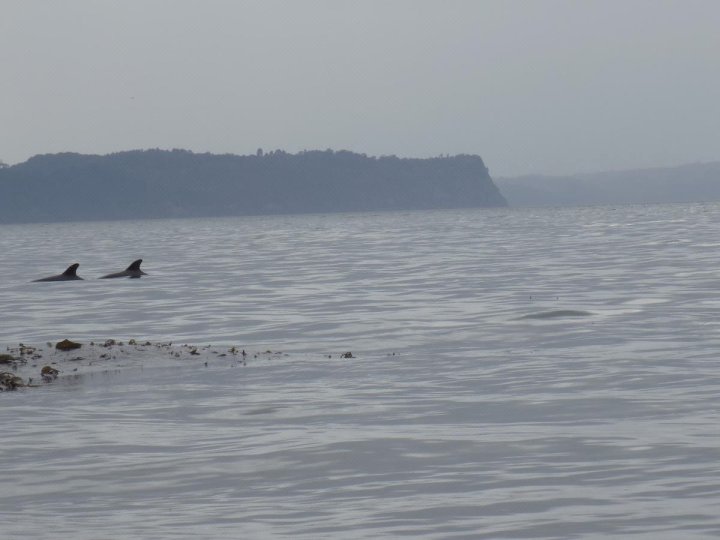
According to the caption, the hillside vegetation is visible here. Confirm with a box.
[0,149,507,223]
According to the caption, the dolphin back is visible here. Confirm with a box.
[100,259,147,278]
[33,263,83,282]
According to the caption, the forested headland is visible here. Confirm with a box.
[0,149,507,224]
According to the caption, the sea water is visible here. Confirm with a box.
[2,204,720,539]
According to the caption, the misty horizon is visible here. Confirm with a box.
[2,0,719,178]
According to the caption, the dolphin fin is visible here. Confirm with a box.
[62,263,80,277]
[126,259,143,272]
[99,259,147,278]
[33,263,83,281]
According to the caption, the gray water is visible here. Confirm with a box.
[2,204,720,539]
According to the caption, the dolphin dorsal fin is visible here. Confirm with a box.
[63,263,80,276]
[126,259,143,271]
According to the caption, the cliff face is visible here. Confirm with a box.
[0,149,507,223]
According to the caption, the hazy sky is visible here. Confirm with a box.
[1,0,718,177]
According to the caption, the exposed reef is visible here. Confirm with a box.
[0,339,364,392]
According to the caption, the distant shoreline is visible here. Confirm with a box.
[0,149,507,224]
[495,161,720,207]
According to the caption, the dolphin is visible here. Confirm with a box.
[32,263,83,282]
[99,259,147,279]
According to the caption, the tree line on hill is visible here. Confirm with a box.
[0,149,507,223]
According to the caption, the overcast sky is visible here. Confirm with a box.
[1,0,718,177]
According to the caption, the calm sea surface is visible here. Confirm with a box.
[2,204,720,539]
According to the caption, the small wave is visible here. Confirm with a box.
[519,309,593,320]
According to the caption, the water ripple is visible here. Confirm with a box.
[3,205,720,538]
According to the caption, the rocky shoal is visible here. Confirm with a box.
[1,339,351,391]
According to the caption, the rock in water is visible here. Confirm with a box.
[41,366,59,382]
[0,354,18,365]
[0,371,26,390]
[56,339,82,351]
